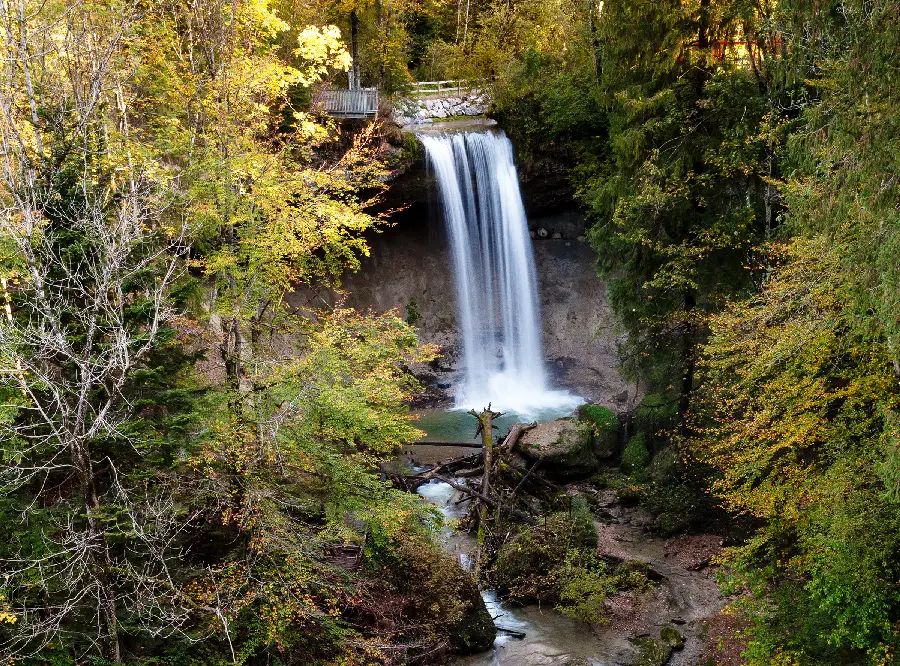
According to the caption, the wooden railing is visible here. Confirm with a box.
[316,88,379,118]
[410,79,483,96]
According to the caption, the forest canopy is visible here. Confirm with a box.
[0,0,898,664]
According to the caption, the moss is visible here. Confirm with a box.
[489,509,597,602]
[448,603,496,654]
[660,625,684,649]
[646,447,677,482]
[589,469,629,490]
[630,636,674,666]
[579,403,619,431]
[578,404,621,458]
[622,433,650,472]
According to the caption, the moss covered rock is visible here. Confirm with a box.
[447,567,496,654]
[516,418,600,478]
[660,625,684,650]
[630,636,674,666]
[448,598,496,654]
[489,506,598,602]
[622,433,650,472]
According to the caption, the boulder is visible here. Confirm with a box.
[576,403,621,459]
[515,418,599,479]
[629,636,673,666]
[660,625,684,650]
[448,573,496,654]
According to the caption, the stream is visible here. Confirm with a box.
[413,454,724,666]
[417,477,614,666]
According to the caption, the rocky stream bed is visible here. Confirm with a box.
[404,413,728,666]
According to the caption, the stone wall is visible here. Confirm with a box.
[393,90,488,126]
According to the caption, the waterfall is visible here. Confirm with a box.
[419,130,580,415]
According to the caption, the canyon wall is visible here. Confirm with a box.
[322,196,635,410]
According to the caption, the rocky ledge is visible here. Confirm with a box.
[393,90,489,126]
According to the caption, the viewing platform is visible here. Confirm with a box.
[314,81,488,125]
[314,87,379,118]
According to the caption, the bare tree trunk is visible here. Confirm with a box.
[586,0,602,85]
[350,9,360,89]
[469,406,501,498]
[462,0,471,44]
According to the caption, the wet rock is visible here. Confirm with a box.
[536,227,549,238]
[448,573,497,654]
[551,231,562,239]
[449,602,496,654]
[516,418,599,479]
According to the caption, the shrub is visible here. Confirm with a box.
[622,433,650,471]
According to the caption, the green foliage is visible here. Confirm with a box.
[621,434,650,472]
[579,404,618,433]
[697,238,900,663]
[633,393,679,443]
[490,498,650,624]
[556,553,614,624]
[405,298,422,325]
[0,2,458,663]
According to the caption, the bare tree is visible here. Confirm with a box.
[0,1,196,661]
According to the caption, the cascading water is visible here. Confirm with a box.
[419,130,580,415]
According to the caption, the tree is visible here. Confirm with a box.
[696,238,900,664]
[0,1,198,659]
[0,1,451,663]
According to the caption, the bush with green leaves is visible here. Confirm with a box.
[621,433,651,472]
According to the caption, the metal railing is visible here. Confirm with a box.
[316,88,379,118]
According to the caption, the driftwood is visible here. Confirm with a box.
[510,459,541,501]
[434,475,536,525]
[501,422,537,451]
[469,405,502,523]
[495,625,526,639]
[403,453,484,489]
[410,441,484,448]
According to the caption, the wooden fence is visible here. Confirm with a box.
[410,79,483,96]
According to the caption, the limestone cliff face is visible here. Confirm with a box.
[328,207,635,410]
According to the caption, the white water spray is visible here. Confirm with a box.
[419,130,580,415]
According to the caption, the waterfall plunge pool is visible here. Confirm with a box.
[410,405,577,444]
